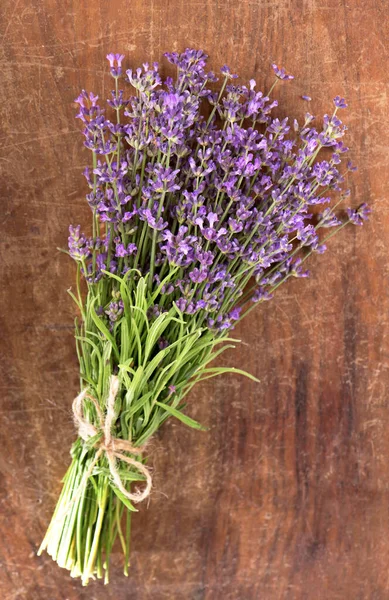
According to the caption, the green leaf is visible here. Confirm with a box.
[136,408,164,446]
[127,390,154,417]
[128,314,143,364]
[89,299,120,361]
[122,365,146,408]
[110,485,138,512]
[143,312,170,363]
[88,474,99,499]
[120,319,130,363]
[155,401,207,431]
[118,359,136,376]
[143,346,171,382]
[200,366,260,382]
[97,467,146,482]
[150,266,179,303]
[201,344,237,367]
[135,277,148,315]
[75,335,103,396]
[67,288,82,311]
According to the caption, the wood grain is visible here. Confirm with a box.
[0,1,388,598]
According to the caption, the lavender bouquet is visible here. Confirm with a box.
[38,49,369,584]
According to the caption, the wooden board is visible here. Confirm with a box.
[0,1,388,598]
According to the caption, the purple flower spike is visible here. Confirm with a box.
[272,63,294,81]
[318,207,342,229]
[107,53,125,77]
[115,243,127,258]
[333,96,348,109]
[220,65,238,80]
[68,225,88,260]
[347,203,371,226]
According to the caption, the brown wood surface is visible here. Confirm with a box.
[0,1,388,598]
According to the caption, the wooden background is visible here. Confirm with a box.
[1,1,388,598]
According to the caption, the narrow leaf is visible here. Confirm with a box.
[110,485,138,512]
[155,401,207,431]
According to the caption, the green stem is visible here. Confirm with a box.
[82,477,109,586]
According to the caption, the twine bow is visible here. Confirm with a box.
[72,375,152,504]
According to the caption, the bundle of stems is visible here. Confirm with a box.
[39,268,253,584]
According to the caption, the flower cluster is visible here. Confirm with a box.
[71,48,369,332]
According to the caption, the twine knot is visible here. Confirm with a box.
[72,375,152,504]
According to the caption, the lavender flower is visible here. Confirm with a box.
[68,225,88,260]
[272,63,294,81]
[334,95,348,109]
[347,203,371,225]
[220,65,238,80]
[317,207,342,228]
[107,53,125,77]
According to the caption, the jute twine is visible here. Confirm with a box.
[71,375,152,504]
